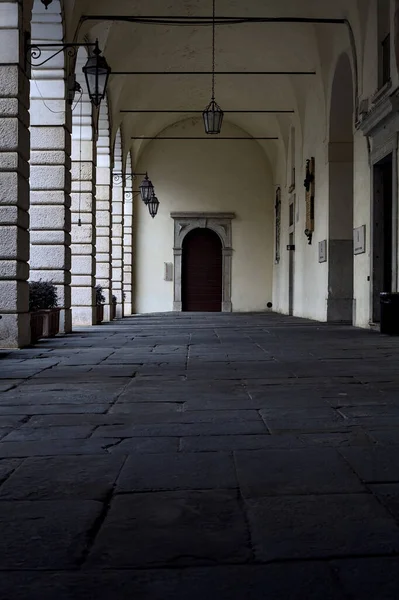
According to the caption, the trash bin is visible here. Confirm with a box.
[380,292,399,335]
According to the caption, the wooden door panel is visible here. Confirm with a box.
[182,228,222,312]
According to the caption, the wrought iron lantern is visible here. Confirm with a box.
[139,173,155,205]
[147,193,160,218]
[203,99,224,135]
[203,0,224,134]
[82,42,111,108]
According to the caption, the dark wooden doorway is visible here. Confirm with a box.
[182,228,223,312]
[372,154,393,322]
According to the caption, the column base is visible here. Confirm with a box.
[0,314,31,349]
[222,301,233,312]
[60,308,72,334]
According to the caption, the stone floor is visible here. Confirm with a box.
[1,313,399,597]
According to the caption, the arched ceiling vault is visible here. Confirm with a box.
[62,0,364,169]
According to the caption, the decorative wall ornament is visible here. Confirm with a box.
[275,187,281,263]
[304,157,315,244]
[354,225,366,255]
[318,240,327,263]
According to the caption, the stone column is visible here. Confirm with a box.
[95,101,112,321]
[71,89,96,326]
[123,156,133,316]
[0,2,31,348]
[111,131,124,318]
[29,3,72,333]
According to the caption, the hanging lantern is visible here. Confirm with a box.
[148,193,160,219]
[203,0,224,134]
[203,99,224,135]
[139,173,154,205]
[41,0,53,8]
[82,41,111,107]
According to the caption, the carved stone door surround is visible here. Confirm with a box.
[170,212,235,312]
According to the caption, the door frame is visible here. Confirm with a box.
[369,135,398,324]
[288,195,296,316]
[171,212,235,312]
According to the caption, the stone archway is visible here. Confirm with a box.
[171,212,235,312]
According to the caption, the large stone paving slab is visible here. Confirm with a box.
[116,452,237,491]
[234,448,365,497]
[0,500,103,569]
[0,455,126,500]
[246,493,399,561]
[0,564,342,600]
[88,490,251,567]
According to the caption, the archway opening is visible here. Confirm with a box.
[328,53,354,323]
[182,228,223,312]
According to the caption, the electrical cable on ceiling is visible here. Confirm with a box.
[31,70,83,113]
[78,95,83,227]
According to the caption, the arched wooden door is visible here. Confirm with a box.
[182,228,223,312]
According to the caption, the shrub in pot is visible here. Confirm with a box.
[29,280,60,340]
[95,284,105,324]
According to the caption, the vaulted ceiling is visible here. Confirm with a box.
[62,0,367,163]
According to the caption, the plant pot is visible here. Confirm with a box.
[110,303,116,321]
[41,308,61,338]
[30,311,44,344]
[96,304,104,324]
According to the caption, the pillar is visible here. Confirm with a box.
[123,156,133,316]
[111,131,124,318]
[0,2,31,348]
[71,80,96,326]
[96,101,112,321]
[29,1,72,333]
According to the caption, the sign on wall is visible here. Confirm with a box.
[354,225,366,255]
[318,240,327,263]
[164,262,174,281]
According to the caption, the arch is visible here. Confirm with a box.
[171,212,235,312]
[327,52,354,323]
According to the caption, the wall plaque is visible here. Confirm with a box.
[354,225,366,255]
[318,240,327,263]
[164,262,173,281]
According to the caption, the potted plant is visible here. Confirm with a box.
[110,294,117,321]
[29,280,60,341]
[95,284,105,324]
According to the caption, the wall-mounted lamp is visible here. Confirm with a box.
[26,38,111,108]
[147,192,160,219]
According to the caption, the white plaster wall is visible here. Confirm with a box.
[133,119,274,314]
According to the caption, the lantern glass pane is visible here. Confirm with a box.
[83,54,110,107]
[148,196,160,218]
[140,177,154,204]
[202,101,224,134]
